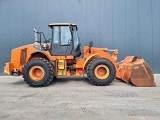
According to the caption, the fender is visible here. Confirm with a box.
[83,54,98,69]
[29,51,51,61]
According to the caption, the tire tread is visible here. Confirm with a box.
[23,58,54,87]
[87,57,115,86]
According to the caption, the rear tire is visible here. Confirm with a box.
[87,57,115,86]
[23,58,54,87]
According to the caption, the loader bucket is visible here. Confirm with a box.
[116,56,156,87]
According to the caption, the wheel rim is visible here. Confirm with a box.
[94,64,110,80]
[29,66,45,81]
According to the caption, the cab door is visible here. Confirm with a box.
[51,26,73,56]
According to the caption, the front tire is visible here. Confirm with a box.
[23,58,54,87]
[87,57,115,86]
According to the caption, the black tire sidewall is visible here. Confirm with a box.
[23,58,53,87]
[87,58,115,85]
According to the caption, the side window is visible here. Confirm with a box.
[53,26,59,44]
[60,26,71,46]
[73,27,79,49]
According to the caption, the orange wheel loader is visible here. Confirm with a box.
[4,23,156,87]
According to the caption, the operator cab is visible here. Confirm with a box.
[48,23,81,57]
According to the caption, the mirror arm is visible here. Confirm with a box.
[42,32,47,42]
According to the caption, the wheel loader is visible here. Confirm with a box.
[4,23,156,87]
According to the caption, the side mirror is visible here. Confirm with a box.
[33,28,37,33]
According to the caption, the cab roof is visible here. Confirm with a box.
[48,23,77,28]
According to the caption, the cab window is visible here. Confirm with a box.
[60,26,71,46]
[53,26,71,46]
[53,26,59,44]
